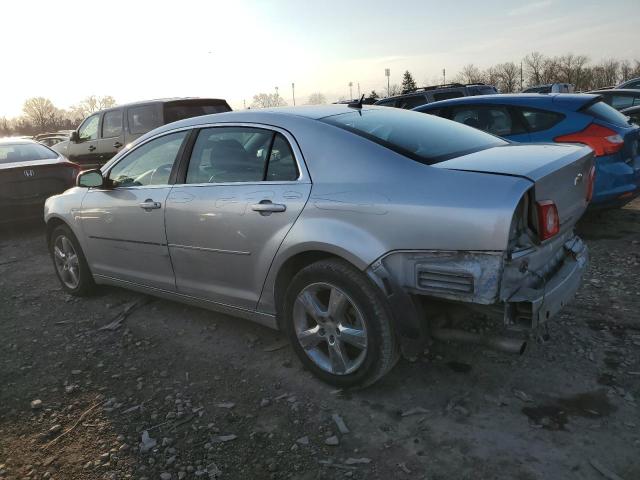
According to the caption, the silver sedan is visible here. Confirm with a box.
[45,105,592,387]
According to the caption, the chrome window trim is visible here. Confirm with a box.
[101,122,311,186]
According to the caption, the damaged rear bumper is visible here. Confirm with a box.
[505,236,588,328]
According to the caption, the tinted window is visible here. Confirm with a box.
[78,114,99,141]
[375,99,397,108]
[451,106,523,136]
[108,131,187,187]
[102,110,123,138]
[398,95,428,109]
[625,80,640,89]
[128,105,162,135]
[186,127,273,184]
[266,134,298,181]
[520,108,564,132]
[0,143,58,164]
[470,86,498,95]
[585,101,632,128]
[433,91,464,101]
[321,108,506,164]
[164,102,231,124]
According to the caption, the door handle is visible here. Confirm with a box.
[88,145,96,151]
[113,141,123,148]
[139,199,162,210]
[251,200,286,214]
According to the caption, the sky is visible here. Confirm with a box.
[1,0,639,118]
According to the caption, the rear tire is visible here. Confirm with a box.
[282,259,399,388]
[49,224,95,296]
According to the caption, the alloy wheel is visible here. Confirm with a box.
[53,235,80,289]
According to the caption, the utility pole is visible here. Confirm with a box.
[443,68,446,84]
[520,62,523,91]
[275,86,279,106]
[385,68,390,96]
[243,99,246,109]
[348,82,353,100]
[291,83,296,106]
[357,82,361,98]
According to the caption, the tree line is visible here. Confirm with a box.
[0,95,116,137]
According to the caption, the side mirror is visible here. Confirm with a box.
[70,131,79,143]
[77,169,104,188]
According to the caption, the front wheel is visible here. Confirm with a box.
[282,259,399,388]
[49,224,95,296]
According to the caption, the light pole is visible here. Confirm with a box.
[292,83,296,106]
[442,68,446,85]
[385,68,390,96]
[357,82,361,98]
[275,86,279,105]
[348,82,353,100]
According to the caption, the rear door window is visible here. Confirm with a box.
[375,98,397,108]
[398,95,428,109]
[101,110,123,138]
[450,105,524,136]
[519,108,564,132]
[128,105,162,135]
[433,91,464,101]
[607,94,635,110]
[164,102,231,124]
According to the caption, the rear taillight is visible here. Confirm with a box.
[536,200,560,241]
[555,124,624,156]
[586,166,596,203]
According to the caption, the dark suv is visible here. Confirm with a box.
[374,83,498,109]
[53,98,231,168]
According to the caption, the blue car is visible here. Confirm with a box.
[414,94,640,207]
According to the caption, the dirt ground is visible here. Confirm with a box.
[1,199,639,480]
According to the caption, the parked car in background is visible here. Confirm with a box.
[36,132,70,147]
[522,83,574,94]
[53,98,231,169]
[617,77,640,90]
[414,94,640,207]
[45,105,591,387]
[621,105,640,125]
[374,83,498,109]
[1,138,79,223]
[588,89,640,111]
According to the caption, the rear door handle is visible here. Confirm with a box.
[113,141,123,148]
[251,200,286,214]
[139,199,162,210]
[88,145,96,151]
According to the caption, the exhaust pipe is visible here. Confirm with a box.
[431,328,527,355]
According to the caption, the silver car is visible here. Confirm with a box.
[45,105,593,387]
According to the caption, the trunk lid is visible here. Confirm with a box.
[0,160,78,204]
[434,143,594,231]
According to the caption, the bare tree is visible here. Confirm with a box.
[523,52,546,86]
[456,64,484,84]
[22,97,60,132]
[495,62,520,93]
[306,93,327,105]
[556,54,589,88]
[72,95,117,119]
[251,93,287,108]
[387,84,403,97]
[482,66,501,88]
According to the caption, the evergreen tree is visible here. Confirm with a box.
[401,71,417,92]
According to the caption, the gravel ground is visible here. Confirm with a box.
[1,199,639,480]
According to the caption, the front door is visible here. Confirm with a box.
[68,113,101,167]
[165,126,310,310]
[79,130,189,290]
[97,108,125,163]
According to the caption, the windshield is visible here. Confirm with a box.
[585,101,632,128]
[0,143,58,164]
[320,108,507,164]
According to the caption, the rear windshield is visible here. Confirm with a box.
[164,102,231,124]
[584,101,632,128]
[0,143,58,164]
[320,108,507,164]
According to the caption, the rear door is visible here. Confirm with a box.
[67,113,101,167]
[165,125,311,310]
[80,130,189,290]
[97,108,125,162]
